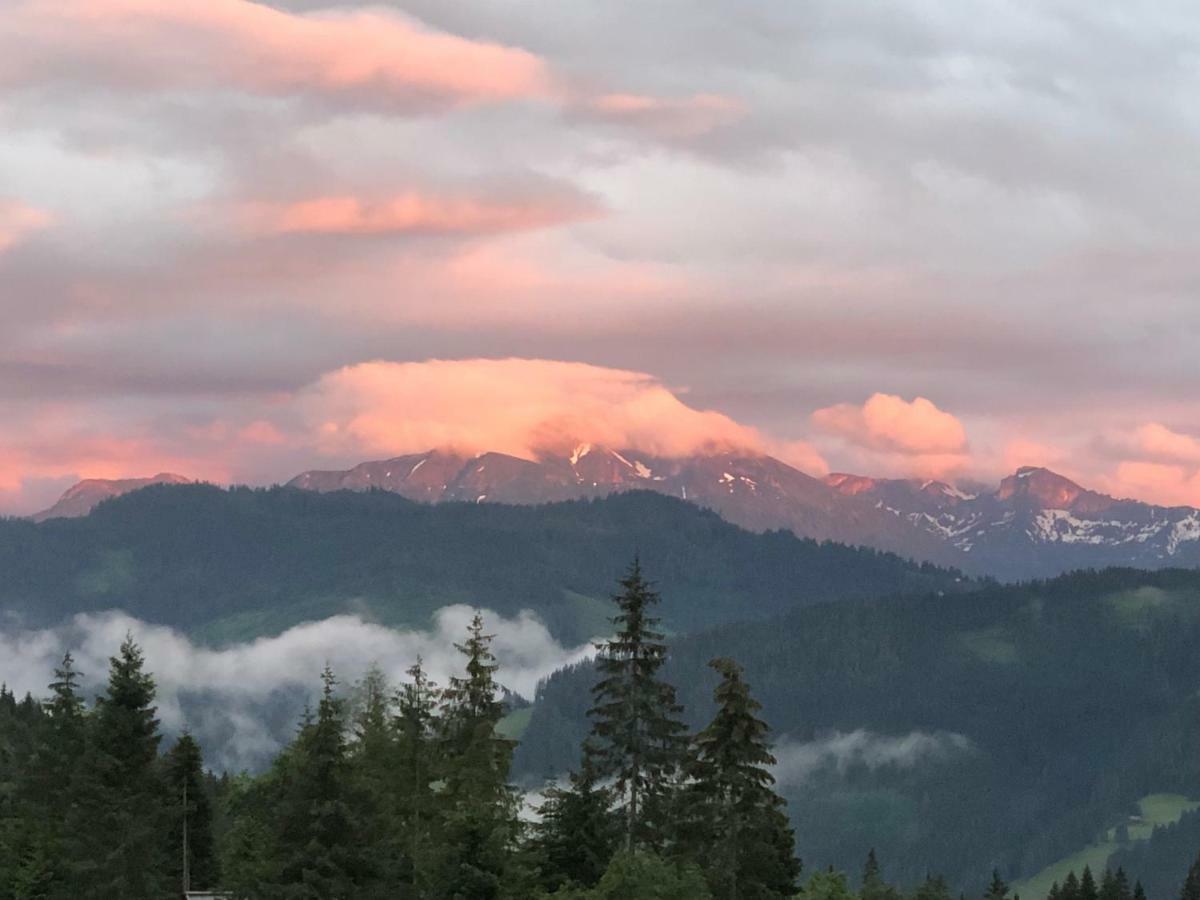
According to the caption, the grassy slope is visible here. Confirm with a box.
[1014,794,1200,898]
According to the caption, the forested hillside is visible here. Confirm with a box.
[0,484,963,643]
[517,568,1200,889]
[8,564,1193,900]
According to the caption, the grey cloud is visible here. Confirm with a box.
[0,606,594,771]
[771,729,974,787]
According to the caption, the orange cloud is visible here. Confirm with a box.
[5,0,552,109]
[1107,461,1200,507]
[1130,422,1200,465]
[297,358,820,465]
[242,191,596,237]
[583,92,745,138]
[0,200,52,251]
[812,393,968,456]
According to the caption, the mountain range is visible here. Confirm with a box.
[28,445,1200,580]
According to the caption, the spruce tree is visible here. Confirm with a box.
[396,656,440,894]
[1062,871,1082,900]
[349,664,397,896]
[75,635,170,900]
[432,613,520,900]
[586,559,687,852]
[859,849,899,900]
[1133,882,1147,900]
[165,733,219,892]
[532,750,619,892]
[1182,853,1200,900]
[267,666,371,897]
[19,653,88,897]
[1100,870,1118,900]
[984,870,1010,900]
[914,874,954,900]
[1112,868,1132,900]
[1080,867,1099,900]
[683,657,800,899]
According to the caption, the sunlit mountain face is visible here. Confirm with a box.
[36,449,1200,582]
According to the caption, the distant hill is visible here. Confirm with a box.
[0,484,964,644]
[516,568,1200,891]
[30,473,190,521]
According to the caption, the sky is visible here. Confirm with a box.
[3,0,1200,514]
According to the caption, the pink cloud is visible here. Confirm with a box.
[297,358,791,462]
[3,0,552,110]
[1128,422,1200,465]
[1106,461,1200,507]
[813,393,968,456]
[241,190,596,237]
[0,359,831,514]
[0,200,52,251]
[582,91,746,138]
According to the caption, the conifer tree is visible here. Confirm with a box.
[66,636,171,899]
[17,654,88,897]
[683,657,800,899]
[984,869,1010,900]
[914,873,955,900]
[860,849,899,900]
[1101,870,1115,900]
[1133,882,1147,900]
[531,750,619,892]
[1112,868,1132,900]
[1062,871,1082,900]
[1182,853,1200,900]
[396,656,440,894]
[586,559,687,852]
[349,664,397,895]
[266,666,371,897]
[1080,867,1099,900]
[432,613,520,900]
[165,733,219,892]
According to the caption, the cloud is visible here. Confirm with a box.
[771,729,973,787]
[1,0,553,111]
[580,92,746,139]
[0,605,594,771]
[813,394,968,456]
[0,357,830,514]
[240,189,597,237]
[0,201,52,252]
[297,357,781,462]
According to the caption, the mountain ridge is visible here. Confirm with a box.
[32,452,1200,580]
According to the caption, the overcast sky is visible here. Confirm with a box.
[3,0,1200,513]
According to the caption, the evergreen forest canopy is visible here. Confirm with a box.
[6,561,1199,900]
[516,568,1200,890]
[0,484,964,645]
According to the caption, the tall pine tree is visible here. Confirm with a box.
[76,635,171,900]
[1181,852,1200,900]
[531,750,619,892]
[396,656,440,895]
[265,666,371,898]
[682,657,800,899]
[165,733,219,893]
[432,612,520,900]
[587,559,687,852]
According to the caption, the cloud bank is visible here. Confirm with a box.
[0,605,594,771]
[771,729,973,787]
